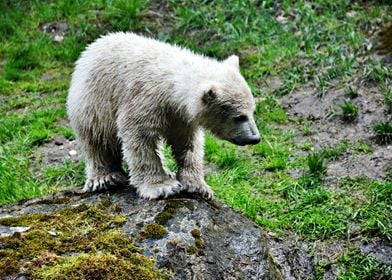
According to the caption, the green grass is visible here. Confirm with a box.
[338,248,392,279]
[373,121,392,145]
[384,89,392,113]
[1,0,391,278]
[345,86,359,99]
[307,152,327,178]
[320,140,372,161]
[340,101,359,122]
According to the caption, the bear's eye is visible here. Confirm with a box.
[233,115,248,123]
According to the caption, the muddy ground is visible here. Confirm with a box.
[279,72,391,185]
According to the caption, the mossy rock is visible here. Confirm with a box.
[0,188,313,279]
[0,196,168,279]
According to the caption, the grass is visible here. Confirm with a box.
[373,121,392,144]
[307,152,327,178]
[384,89,392,113]
[320,141,372,161]
[345,86,359,99]
[338,248,392,279]
[340,101,359,122]
[0,0,391,278]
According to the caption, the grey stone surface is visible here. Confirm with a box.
[0,188,314,279]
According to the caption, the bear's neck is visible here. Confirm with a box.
[171,58,219,123]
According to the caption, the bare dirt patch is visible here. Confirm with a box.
[36,136,80,165]
[280,84,389,147]
[326,146,392,184]
[279,79,392,182]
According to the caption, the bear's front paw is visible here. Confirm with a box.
[136,179,183,200]
[179,175,213,200]
[83,172,128,192]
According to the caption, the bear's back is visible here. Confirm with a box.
[77,32,216,74]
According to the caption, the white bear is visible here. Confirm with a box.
[67,32,260,200]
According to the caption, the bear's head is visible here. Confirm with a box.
[199,55,260,146]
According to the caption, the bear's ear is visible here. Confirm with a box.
[224,55,240,70]
[202,87,217,105]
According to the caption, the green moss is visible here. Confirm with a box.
[155,203,178,225]
[32,253,167,280]
[155,200,193,225]
[190,228,204,249]
[187,228,205,256]
[143,224,167,239]
[96,195,112,210]
[195,238,205,249]
[0,213,50,226]
[0,203,167,279]
[190,229,201,238]
[0,255,19,277]
[186,246,198,255]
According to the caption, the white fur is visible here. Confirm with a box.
[67,32,258,199]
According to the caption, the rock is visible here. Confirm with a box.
[39,21,68,35]
[53,136,64,146]
[53,35,64,43]
[39,21,68,44]
[68,149,77,157]
[0,225,30,237]
[0,188,314,279]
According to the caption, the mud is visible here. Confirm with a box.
[326,145,392,184]
[280,78,392,182]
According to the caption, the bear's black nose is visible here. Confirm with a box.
[247,136,260,145]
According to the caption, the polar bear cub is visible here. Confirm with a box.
[67,32,260,200]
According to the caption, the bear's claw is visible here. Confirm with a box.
[136,179,184,200]
[83,172,128,192]
[179,175,214,200]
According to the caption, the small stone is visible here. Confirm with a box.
[48,230,57,236]
[346,11,356,17]
[267,231,277,238]
[11,226,30,233]
[276,15,288,24]
[53,35,63,43]
[68,150,78,156]
[365,42,373,51]
[54,137,64,146]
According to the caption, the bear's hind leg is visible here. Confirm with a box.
[80,134,128,192]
